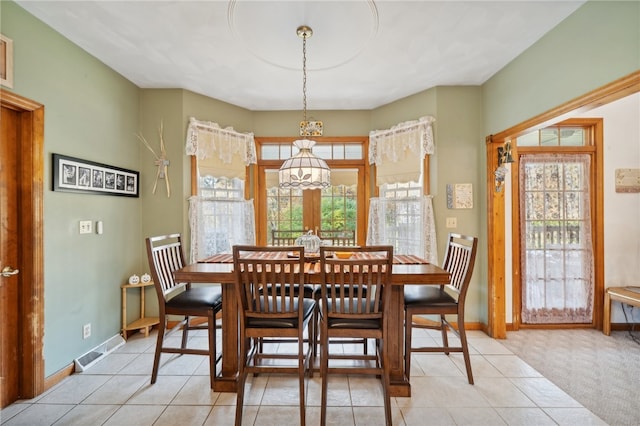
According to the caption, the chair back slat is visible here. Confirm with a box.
[318,229,356,247]
[271,230,305,246]
[441,234,478,298]
[146,234,188,301]
[233,246,306,320]
[320,246,393,319]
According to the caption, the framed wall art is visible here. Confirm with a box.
[1,33,14,88]
[615,168,640,193]
[446,183,473,209]
[52,153,139,197]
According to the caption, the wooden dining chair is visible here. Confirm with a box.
[318,245,394,426]
[145,233,223,388]
[232,245,316,426]
[404,233,478,384]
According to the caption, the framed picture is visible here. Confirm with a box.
[0,33,13,88]
[446,183,473,209]
[52,153,139,197]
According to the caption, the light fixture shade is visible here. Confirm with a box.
[279,139,331,190]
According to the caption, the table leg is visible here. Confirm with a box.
[386,285,411,397]
[214,282,239,392]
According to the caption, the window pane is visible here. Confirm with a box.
[344,143,363,159]
[540,129,558,146]
[331,144,345,160]
[261,144,280,160]
[560,128,585,146]
[313,143,331,159]
[517,132,539,147]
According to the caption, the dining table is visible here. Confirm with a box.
[173,252,450,397]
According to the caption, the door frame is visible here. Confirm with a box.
[485,71,640,338]
[1,89,45,398]
[512,125,602,329]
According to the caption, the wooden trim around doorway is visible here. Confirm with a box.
[485,71,640,339]
[1,89,45,398]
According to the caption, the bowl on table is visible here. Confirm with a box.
[334,251,354,259]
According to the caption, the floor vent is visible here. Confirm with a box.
[74,334,125,372]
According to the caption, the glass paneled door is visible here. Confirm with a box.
[263,168,360,246]
[256,137,367,247]
[520,154,595,324]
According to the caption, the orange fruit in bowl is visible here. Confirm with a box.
[334,251,353,259]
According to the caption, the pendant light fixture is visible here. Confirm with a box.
[279,25,331,190]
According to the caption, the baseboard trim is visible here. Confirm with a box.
[44,363,74,392]
[608,323,639,332]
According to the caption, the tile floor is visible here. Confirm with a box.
[0,328,607,426]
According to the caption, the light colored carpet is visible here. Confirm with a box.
[501,329,640,426]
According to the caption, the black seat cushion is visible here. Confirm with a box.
[404,285,457,308]
[247,298,316,329]
[319,299,382,329]
[166,286,222,311]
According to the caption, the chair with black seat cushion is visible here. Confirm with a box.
[404,233,478,384]
[145,233,222,389]
[233,245,316,426]
[318,245,394,426]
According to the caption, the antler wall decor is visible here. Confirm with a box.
[135,121,171,197]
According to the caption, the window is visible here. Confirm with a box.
[257,137,366,246]
[366,116,438,263]
[194,176,247,255]
[517,126,589,147]
[368,180,438,264]
[185,118,256,261]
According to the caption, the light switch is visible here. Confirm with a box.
[79,220,92,234]
[445,217,457,228]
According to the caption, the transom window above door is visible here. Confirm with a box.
[260,141,364,161]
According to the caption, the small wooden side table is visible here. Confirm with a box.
[603,286,640,335]
[121,281,159,340]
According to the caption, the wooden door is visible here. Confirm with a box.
[0,90,45,407]
[1,105,20,407]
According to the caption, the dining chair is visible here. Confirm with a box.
[145,233,222,388]
[318,245,394,426]
[232,245,316,426]
[403,233,478,384]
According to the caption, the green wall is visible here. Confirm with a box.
[483,0,640,135]
[371,86,485,321]
[2,1,142,376]
[3,0,638,378]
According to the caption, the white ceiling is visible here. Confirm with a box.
[15,0,585,111]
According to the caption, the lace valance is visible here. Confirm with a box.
[368,116,435,184]
[185,117,257,178]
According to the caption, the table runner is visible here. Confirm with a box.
[199,252,428,265]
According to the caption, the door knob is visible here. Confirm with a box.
[1,266,20,277]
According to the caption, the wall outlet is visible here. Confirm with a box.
[446,217,457,228]
[83,323,91,339]
[79,220,92,234]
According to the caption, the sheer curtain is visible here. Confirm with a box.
[185,117,257,262]
[367,195,438,264]
[188,197,255,263]
[367,116,438,263]
[520,154,594,323]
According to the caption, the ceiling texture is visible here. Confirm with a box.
[16,0,585,111]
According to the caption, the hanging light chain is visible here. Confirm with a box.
[302,31,307,123]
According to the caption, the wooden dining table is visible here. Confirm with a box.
[173,253,450,397]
